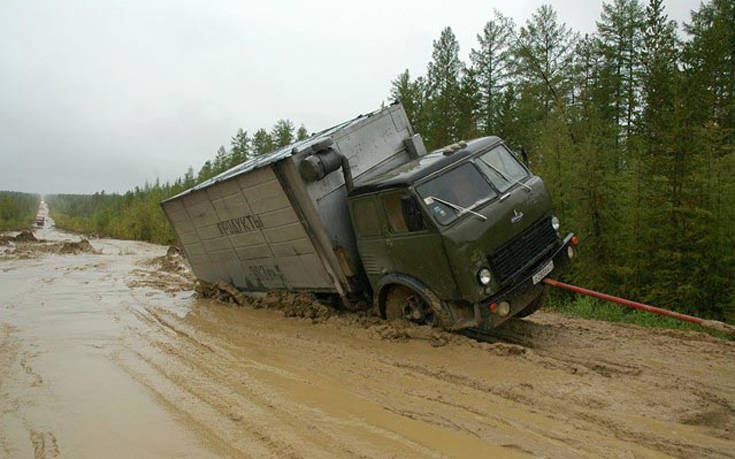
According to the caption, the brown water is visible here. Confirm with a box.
[1,212,734,458]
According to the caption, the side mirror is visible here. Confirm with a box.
[400,195,425,232]
[520,146,530,168]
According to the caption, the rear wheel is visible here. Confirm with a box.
[384,285,435,325]
[515,286,548,318]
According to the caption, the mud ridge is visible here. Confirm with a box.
[0,237,99,259]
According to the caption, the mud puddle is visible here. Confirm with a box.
[1,220,734,458]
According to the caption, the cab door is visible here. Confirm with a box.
[379,191,457,300]
[351,195,394,290]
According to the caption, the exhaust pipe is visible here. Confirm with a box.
[298,147,353,193]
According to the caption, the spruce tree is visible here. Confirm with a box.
[252,129,274,157]
[197,160,213,181]
[213,146,228,174]
[596,0,644,142]
[514,5,578,110]
[681,0,735,319]
[390,69,428,136]
[271,119,295,148]
[230,128,251,165]
[469,12,515,135]
[426,27,463,148]
[296,124,309,141]
[635,0,684,305]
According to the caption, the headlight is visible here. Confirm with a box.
[477,268,492,285]
[551,216,560,231]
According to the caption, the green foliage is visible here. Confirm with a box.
[271,119,295,148]
[391,69,428,137]
[0,191,40,230]
[252,128,274,157]
[296,125,309,141]
[389,0,734,322]
[230,128,251,164]
[470,12,515,136]
[425,27,464,148]
[47,187,178,245]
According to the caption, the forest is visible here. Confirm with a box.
[0,191,40,231]
[47,0,734,322]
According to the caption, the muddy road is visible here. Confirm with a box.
[1,219,734,458]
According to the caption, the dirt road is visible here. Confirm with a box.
[1,219,734,458]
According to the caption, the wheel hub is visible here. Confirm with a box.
[403,295,428,322]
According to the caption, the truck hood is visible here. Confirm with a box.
[439,175,554,302]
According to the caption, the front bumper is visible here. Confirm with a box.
[470,232,576,329]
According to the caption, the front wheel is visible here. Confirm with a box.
[384,285,436,326]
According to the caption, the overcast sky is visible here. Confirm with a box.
[1,0,697,195]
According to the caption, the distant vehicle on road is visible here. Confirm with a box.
[35,216,44,227]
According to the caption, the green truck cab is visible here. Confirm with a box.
[347,136,577,330]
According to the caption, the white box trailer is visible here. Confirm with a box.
[161,103,425,300]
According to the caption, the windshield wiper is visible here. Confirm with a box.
[482,161,532,192]
[427,196,487,221]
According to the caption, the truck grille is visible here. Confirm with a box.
[488,216,557,283]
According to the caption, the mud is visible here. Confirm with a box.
[1,218,734,458]
[12,230,38,242]
[128,246,196,293]
[196,281,335,321]
[0,237,99,260]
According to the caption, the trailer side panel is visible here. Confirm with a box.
[163,165,333,291]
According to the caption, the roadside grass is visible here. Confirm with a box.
[544,293,733,340]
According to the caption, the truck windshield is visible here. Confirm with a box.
[416,163,497,225]
[475,145,528,192]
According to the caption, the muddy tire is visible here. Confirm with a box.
[384,285,435,325]
[515,286,548,318]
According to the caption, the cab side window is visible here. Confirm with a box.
[352,198,381,236]
[382,192,425,233]
[383,193,408,233]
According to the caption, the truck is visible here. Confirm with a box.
[161,103,577,331]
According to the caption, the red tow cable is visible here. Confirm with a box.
[543,278,734,333]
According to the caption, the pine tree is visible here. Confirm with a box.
[634,0,684,306]
[570,34,626,289]
[271,119,295,148]
[252,129,274,156]
[213,145,228,174]
[198,160,213,182]
[596,0,644,143]
[514,5,578,110]
[390,69,428,136]
[183,167,195,187]
[230,128,251,166]
[296,124,309,141]
[470,12,515,135]
[456,67,480,139]
[426,27,464,148]
[680,0,735,319]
